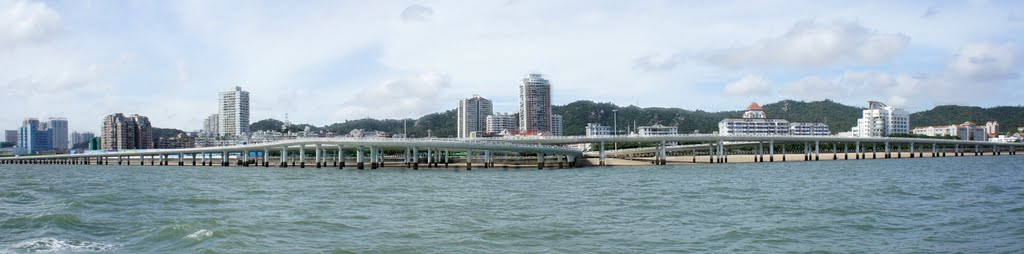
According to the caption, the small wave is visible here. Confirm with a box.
[11,238,118,252]
[170,197,226,205]
[185,229,213,241]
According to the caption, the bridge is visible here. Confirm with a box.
[0,138,584,170]
[1,135,1020,169]
[484,134,1024,165]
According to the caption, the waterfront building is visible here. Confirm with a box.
[911,121,987,141]
[218,86,250,137]
[485,112,517,134]
[47,117,68,151]
[457,94,493,138]
[789,122,830,136]
[519,73,553,135]
[5,130,16,144]
[851,101,909,137]
[984,121,999,137]
[88,137,101,150]
[70,131,96,148]
[157,133,195,149]
[101,113,153,150]
[551,114,564,136]
[16,118,53,154]
[585,123,614,136]
[638,124,678,136]
[203,114,220,137]
[718,103,791,136]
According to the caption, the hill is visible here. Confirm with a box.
[243,100,1024,137]
[910,105,1024,135]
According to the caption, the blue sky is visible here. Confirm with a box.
[1,0,1022,132]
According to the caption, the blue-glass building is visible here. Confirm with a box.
[16,118,53,155]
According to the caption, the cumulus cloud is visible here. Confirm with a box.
[0,0,62,48]
[400,4,433,23]
[723,74,773,96]
[704,20,910,68]
[922,5,939,18]
[632,53,685,72]
[333,73,453,120]
[946,42,1020,80]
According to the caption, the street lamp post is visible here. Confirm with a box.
[613,109,618,150]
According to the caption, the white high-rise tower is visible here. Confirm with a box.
[218,86,250,137]
[457,94,493,138]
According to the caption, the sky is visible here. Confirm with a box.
[1,0,1022,133]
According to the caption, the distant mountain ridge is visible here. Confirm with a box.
[156,100,1024,139]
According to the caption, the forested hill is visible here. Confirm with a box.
[237,100,1024,138]
[910,105,1024,135]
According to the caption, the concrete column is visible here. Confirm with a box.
[220,151,227,166]
[814,141,820,161]
[427,148,433,168]
[855,142,861,159]
[658,140,667,165]
[910,143,915,158]
[709,143,714,164]
[757,141,763,162]
[599,141,606,166]
[403,145,411,170]
[356,145,365,169]
[466,150,473,170]
[884,142,890,158]
[444,148,449,168]
[279,147,288,167]
[769,141,775,162]
[297,145,306,168]
[721,142,728,163]
[314,144,322,168]
[337,145,344,169]
[537,153,545,170]
[369,146,378,169]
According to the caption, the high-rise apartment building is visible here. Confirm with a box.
[70,131,95,148]
[218,86,250,137]
[16,118,52,154]
[5,130,16,144]
[852,101,909,137]
[457,94,493,138]
[984,121,999,137]
[485,112,517,134]
[101,113,153,150]
[47,117,68,151]
[519,73,552,134]
[551,114,563,136]
[203,114,220,136]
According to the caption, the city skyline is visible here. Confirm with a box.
[1,1,1023,132]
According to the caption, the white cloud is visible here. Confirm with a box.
[632,53,685,72]
[0,0,62,47]
[705,20,910,68]
[723,74,773,96]
[400,4,433,23]
[332,73,453,121]
[947,42,1020,80]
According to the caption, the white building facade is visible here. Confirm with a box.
[719,103,791,136]
[789,122,830,136]
[485,112,517,134]
[203,114,219,137]
[457,94,493,138]
[551,114,564,136]
[585,123,613,136]
[852,101,909,137]
[911,121,987,141]
[218,86,250,137]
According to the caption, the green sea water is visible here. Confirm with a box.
[2,156,1023,253]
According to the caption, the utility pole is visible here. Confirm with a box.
[613,109,618,150]
[404,119,407,138]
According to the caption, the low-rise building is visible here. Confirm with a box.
[485,113,518,134]
[789,122,830,136]
[585,123,614,136]
[157,133,195,149]
[911,121,987,141]
[719,103,790,136]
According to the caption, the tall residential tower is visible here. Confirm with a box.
[518,73,552,134]
[457,94,493,138]
[218,86,250,137]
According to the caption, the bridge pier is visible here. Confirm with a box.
[299,145,306,168]
[537,153,545,170]
[444,148,449,168]
[222,151,229,167]
[337,145,345,169]
[280,147,288,168]
[315,144,322,168]
[709,143,714,164]
[910,143,915,158]
[843,143,848,160]
[466,149,473,170]
[369,146,378,169]
[757,141,763,162]
[769,141,774,162]
[356,145,365,169]
[599,141,606,166]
